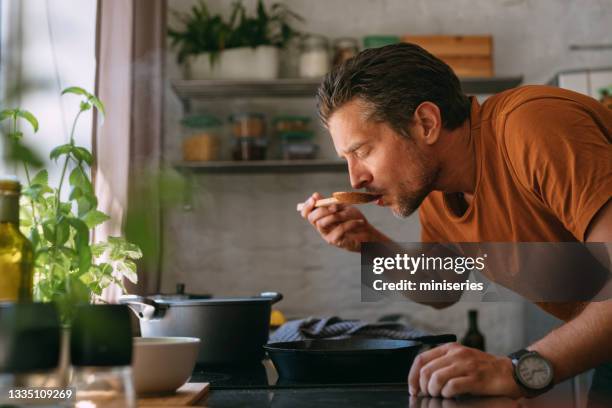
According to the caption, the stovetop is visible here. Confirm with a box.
[190,359,406,390]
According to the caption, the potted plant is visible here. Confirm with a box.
[1,87,142,326]
[168,0,302,80]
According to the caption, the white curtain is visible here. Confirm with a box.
[94,0,166,299]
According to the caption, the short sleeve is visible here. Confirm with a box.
[502,98,612,241]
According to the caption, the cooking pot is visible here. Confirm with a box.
[119,291,282,365]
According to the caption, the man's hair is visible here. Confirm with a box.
[317,43,471,136]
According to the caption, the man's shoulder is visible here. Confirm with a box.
[482,84,601,118]
[483,85,611,155]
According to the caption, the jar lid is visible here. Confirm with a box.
[0,303,61,373]
[363,35,400,49]
[229,112,266,122]
[70,305,133,367]
[302,34,329,48]
[181,114,222,129]
[333,37,359,48]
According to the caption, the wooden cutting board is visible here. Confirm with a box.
[139,382,209,407]
[401,35,494,77]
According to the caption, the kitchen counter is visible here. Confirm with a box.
[196,385,606,408]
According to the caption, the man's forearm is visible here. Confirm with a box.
[529,300,612,382]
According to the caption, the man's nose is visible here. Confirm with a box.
[348,160,372,190]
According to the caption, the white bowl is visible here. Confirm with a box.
[132,337,200,395]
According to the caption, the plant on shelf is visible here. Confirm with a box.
[0,87,142,326]
[168,0,303,79]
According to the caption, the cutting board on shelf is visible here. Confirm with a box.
[401,35,494,77]
[138,382,209,407]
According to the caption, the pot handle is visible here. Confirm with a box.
[259,292,283,304]
[118,295,168,321]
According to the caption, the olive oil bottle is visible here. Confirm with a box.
[0,177,33,301]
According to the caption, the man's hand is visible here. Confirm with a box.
[408,343,524,399]
[299,192,388,252]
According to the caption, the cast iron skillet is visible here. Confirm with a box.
[264,334,456,384]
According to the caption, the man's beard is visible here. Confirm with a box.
[392,165,440,219]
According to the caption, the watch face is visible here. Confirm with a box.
[517,355,553,389]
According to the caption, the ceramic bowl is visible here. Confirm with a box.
[132,337,200,395]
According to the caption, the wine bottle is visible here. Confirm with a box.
[0,177,33,301]
[461,309,485,351]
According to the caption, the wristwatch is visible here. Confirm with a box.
[508,349,554,397]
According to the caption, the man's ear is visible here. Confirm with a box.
[413,102,442,145]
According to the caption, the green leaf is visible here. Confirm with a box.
[79,101,91,112]
[61,86,89,97]
[89,96,105,116]
[16,110,39,132]
[69,186,82,201]
[69,166,93,193]
[72,147,93,166]
[77,197,94,217]
[42,220,55,243]
[90,242,107,258]
[22,184,44,201]
[8,140,43,168]
[116,260,138,284]
[50,144,73,161]
[31,169,49,186]
[81,210,110,229]
[55,217,70,246]
[0,109,15,122]
[67,217,92,275]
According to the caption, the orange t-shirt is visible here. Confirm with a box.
[418,85,612,320]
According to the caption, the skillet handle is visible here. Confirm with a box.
[260,292,283,304]
[414,334,457,345]
[118,295,168,321]
[415,334,457,352]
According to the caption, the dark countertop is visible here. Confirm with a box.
[196,385,594,408]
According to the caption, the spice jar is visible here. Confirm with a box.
[181,115,222,161]
[299,34,330,78]
[280,131,318,160]
[232,138,268,161]
[333,38,359,66]
[273,115,311,133]
[230,113,266,138]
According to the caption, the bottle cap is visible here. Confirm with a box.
[70,304,133,367]
[0,302,61,373]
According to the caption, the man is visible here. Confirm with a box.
[299,43,612,400]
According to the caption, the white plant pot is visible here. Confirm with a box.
[188,46,279,80]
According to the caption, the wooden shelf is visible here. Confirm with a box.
[171,76,523,100]
[174,160,347,174]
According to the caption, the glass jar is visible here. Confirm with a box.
[70,305,135,408]
[232,138,268,161]
[0,303,62,406]
[299,34,330,78]
[333,38,359,67]
[181,115,222,162]
[279,131,318,160]
[273,115,311,133]
[230,113,266,138]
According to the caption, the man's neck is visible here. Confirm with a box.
[432,118,476,195]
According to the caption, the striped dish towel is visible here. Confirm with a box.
[268,316,429,343]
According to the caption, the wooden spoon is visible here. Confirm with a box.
[296,192,381,211]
